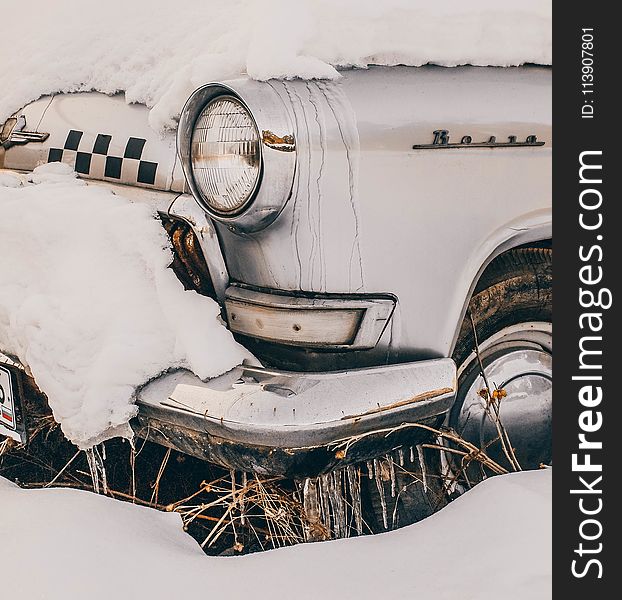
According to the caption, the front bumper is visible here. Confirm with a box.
[133,358,456,477]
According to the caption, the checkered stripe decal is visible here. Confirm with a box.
[48,130,158,185]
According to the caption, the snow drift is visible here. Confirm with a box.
[1,0,552,130]
[0,469,552,600]
[0,164,251,447]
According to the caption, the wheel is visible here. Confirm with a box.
[449,246,552,472]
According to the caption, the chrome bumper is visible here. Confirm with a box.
[133,358,456,477]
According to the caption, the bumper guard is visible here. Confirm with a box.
[133,358,456,477]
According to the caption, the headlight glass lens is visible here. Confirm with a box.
[191,96,261,215]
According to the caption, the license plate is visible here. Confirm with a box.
[0,365,21,440]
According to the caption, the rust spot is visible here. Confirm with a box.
[261,130,295,152]
[162,218,216,300]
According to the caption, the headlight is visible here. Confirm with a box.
[191,96,261,216]
[178,82,296,233]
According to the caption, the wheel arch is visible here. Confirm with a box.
[449,209,552,356]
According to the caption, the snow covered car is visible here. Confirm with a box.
[0,65,551,478]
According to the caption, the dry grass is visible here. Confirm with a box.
[1,377,528,555]
[1,414,524,552]
[165,472,308,551]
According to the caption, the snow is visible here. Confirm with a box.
[0,469,552,599]
[0,163,251,448]
[0,0,552,130]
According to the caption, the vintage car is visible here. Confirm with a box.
[0,65,551,483]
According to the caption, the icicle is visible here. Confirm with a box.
[229,469,237,504]
[301,464,373,540]
[417,445,428,493]
[397,447,405,467]
[318,473,333,536]
[366,460,374,479]
[85,449,99,494]
[409,446,415,463]
[302,477,323,542]
[96,445,108,495]
[346,465,363,535]
[84,445,108,495]
[240,472,248,526]
[373,458,389,530]
[327,471,347,539]
[389,456,397,498]
[128,438,136,500]
[338,470,346,537]
[229,469,241,546]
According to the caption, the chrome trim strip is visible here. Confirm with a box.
[8,131,50,144]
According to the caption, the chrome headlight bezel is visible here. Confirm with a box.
[178,82,297,233]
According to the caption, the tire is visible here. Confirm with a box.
[449,246,552,473]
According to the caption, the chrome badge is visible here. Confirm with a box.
[1,114,49,149]
[412,129,545,149]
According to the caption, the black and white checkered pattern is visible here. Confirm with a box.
[48,130,158,186]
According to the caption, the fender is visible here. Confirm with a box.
[449,208,552,354]
[183,66,552,366]
[1,93,185,193]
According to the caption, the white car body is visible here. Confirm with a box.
[0,65,551,475]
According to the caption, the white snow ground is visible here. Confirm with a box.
[0,164,251,448]
[1,0,552,130]
[0,469,551,600]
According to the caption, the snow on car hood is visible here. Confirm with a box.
[0,164,252,448]
[0,0,552,130]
